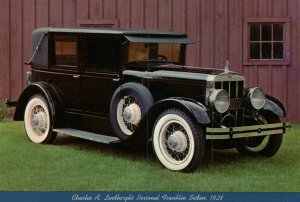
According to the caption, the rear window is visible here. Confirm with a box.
[54,35,78,66]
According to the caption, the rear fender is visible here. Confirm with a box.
[14,81,63,127]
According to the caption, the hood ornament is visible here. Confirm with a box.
[224,60,232,78]
[224,60,230,73]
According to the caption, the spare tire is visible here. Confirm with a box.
[110,82,154,140]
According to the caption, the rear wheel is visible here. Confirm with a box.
[236,114,282,157]
[110,83,154,140]
[24,95,56,144]
[152,108,205,172]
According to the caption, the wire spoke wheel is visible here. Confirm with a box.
[161,121,190,162]
[116,95,141,136]
[153,108,205,172]
[110,82,154,140]
[24,95,56,144]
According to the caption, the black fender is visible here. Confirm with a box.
[148,98,210,125]
[261,94,286,118]
[119,97,210,147]
[14,81,64,127]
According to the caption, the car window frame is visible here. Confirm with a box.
[49,32,81,72]
[81,34,124,74]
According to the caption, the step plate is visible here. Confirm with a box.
[53,128,120,144]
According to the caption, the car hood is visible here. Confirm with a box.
[123,63,244,82]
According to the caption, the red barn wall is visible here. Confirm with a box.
[0,0,299,123]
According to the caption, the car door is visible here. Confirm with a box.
[48,33,82,113]
[79,34,122,134]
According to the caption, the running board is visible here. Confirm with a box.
[53,128,120,144]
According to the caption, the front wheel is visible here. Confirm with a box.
[236,114,282,157]
[152,108,205,172]
[24,95,56,144]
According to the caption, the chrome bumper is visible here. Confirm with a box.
[206,122,291,140]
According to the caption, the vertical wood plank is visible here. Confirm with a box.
[36,0,49,27]
[172,0,185,32]
[256,0,273,93]
[242,0,256,87]
[228,0,243,73]
[10,0,23,99]
[23,0,35,89]
[103,0,116,19]
[144,0,158,30]
[186,0,200,66]
[0,0,10,99]
[272,0,284,17]
[158,0,172,31]
[49,0,63,27]
[271,66,284,104]
[200,0,214,67]
[89,0,103,19]
[258,0,272,17]
[214,0,228,68]
[257,66,270,94]
[286,0,298,122]
[117,0,130,28]
[63,0,76,27]
[271,0,286,106]
[130,0,144,29]
[76,0,89,22]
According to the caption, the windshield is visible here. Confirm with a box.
[123,42,183,64]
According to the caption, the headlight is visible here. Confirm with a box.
[249,87,265,110]
[209,89,230,113]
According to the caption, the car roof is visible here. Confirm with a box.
[32,27,193,44]
[34,27,187,36]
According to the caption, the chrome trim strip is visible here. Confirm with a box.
[123,70,211,80]
[206,122,291,140]
[207,74,245,82]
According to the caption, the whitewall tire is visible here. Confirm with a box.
[152,108,205,172]
[24,95,56,144]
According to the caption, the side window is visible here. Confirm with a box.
[54,35,78,67]
[86,36,120,71]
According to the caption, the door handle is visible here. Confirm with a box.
[113,78,120,82]
[73,75,80,78]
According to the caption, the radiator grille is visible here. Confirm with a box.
[215,80,244,126]
[215,81,244,99]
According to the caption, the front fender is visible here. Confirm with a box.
[119,98,210,147]
[14,82,63,126]
[149,98,211,125]
[262,95,286,118]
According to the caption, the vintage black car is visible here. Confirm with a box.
[9,27,291,172]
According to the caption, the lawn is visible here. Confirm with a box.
[0,120,299,192]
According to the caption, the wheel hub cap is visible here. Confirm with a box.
[32,111,47,134]
[123,103,141,125]
[167,131,187,152]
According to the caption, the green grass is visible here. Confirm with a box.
[0,120,299,191]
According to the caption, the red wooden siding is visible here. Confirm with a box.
[0,0,299,123]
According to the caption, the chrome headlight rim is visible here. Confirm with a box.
[249,87,266,110]
[209,89,230,114]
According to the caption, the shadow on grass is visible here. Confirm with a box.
[53,134,251,171]
[54,134,154,161]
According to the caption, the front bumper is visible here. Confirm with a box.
[206,122,291,140]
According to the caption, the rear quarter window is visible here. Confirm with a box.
[54,35,78,67]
